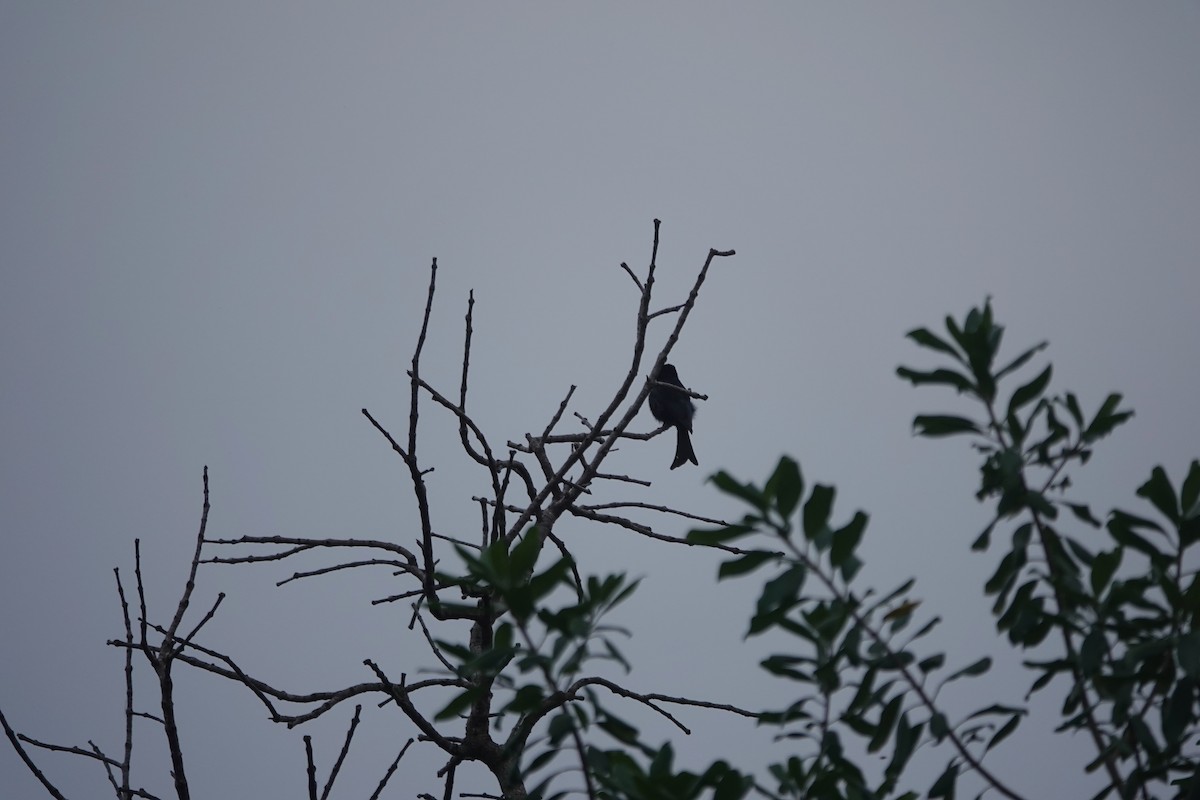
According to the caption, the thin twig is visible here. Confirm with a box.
[368,738,415,800]
[0,707,70,800]
[365,663,460,755]
[304,735,318,800]
[320,705,362,800]
[570,506,779,557]
[163,466,210,647]
[619,261,643,291]
[115,567,135,795]
[16,733,122,767]
[578,501,730,527]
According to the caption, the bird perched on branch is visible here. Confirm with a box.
[648,363,698,469]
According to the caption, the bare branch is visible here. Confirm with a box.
[304,735,317,800]
[134,540,148,647]
[507,222,735,542]
[277,559,415,587]
[371,588,428,606]
[508,423,672,450]
[114,568,135,796]
[588,471,652,488]
[577,501,731,527]
[320,705,362,800]
[406,260,441,603]
[179,591,224,649]
[368,738,415,800]
[431,531,482,551]
[204,534,418,569]
[413,607,458,674]
[16,732,122,767]
[408,372,503,479]
[569,506,777,556]
[619,261,643,291]
[0,707,70,800]
[364,662,460,755]
[540,384,577,443]
[41,223,749,800]
[91,740,121,796]
[360,406,409,458]
[163,466,210,649]
[650,376,709,402]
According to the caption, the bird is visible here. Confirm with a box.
[648,363,698,469]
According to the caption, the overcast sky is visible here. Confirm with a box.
[3,5,1198,798]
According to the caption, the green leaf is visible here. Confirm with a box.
[911,414,982,438]
[508,684,546,714]
[1007,407,1028,448]
[709,471,768,512]
[910,616,941,640]
[649,742,673,779]
[527,557,573,606]
[766,456,804,518]
[965,703,1026,719]
[548,711,575,744]
[597,712,640,745]
[895,366,975,394]
[919,654,946,674]
[929,711,950,741]
[1083,393,1134,442]
[1063,393,1084,428]
[761,655,811,681]
[946,657,992,683]
[1108,511,1169,564]
[1007,364,1052,419]
[1090,548,1122,596]
[1182,460,1200,518]
[1137,466,1180,525]
[986,713,1023,753]
[1178,631,1200,679]
[754,564,808,623]
[1027,490,1058,519]
[984,547,1025,598]
[929,762,958,798]
[803,485,836,541]
[718,550,778,579]
[524,746,558,776]
[1183,573,1200,618]
[711,768,753,800]
[1079,629,1106,675]
[886,715,922,784]
[510,526,544,579]
[831,511,868,568]
[994,341,1049,381]
[972,518,997,551]
[1066,502,1102,529]
[687,522,757,546]
[840,554,863,582]
[905,327,965,362]
[1128,716,1160,757]
[434,686,481,721]
[868,695,903,753]
[1162,680,1193,746]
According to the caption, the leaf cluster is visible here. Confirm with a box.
[899,300,1200,799]
[687,457,1015,800]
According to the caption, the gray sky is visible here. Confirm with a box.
[2,4,1198,798]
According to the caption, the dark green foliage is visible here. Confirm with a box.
[429,301,1195,800]
[587,300,1196,799]
[688,461,1006,799]
[897,300,1199,797]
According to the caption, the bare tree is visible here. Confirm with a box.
[3,221,753,799]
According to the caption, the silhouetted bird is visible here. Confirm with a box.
[648,363,698,469]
